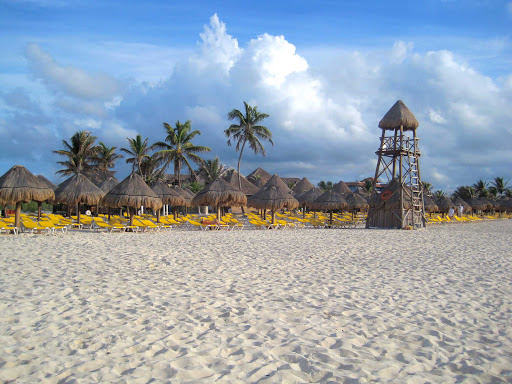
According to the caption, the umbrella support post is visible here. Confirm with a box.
[15,201,21,230]
[38,202,42,221]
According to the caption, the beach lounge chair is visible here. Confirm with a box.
[0,220,18,235]
[92,220,126,233]
[38,220,68,233]
[22,220,51,234]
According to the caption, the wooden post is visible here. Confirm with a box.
[15,201,21,230]
[399,125,404,228]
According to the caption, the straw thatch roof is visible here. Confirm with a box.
[54,173,105,206]
[247,167,272,187]
[247,186,299,211]
[260,174,294,194]
[37,175,58,190]
[151,181,186,206]
[0,165,55,205]
[172,186,194,207]
[223,170,259,195]
[467,197,489,211]
[498,198,512,212]
[333,180,352,196]
[435,196,454,213]
[310,190,347,211]
[99,177,119,194]
[378,100,419,131]
[368,179,413,210]
[423,195,439,213]
[346,192,369,211]
[292,177,315,196]
[191,178,247,207]
[82,169,116,187]
[297,187,323,208]
[101,172,162,210]
[453,197,472,212]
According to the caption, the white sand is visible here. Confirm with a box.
[1,220,511,383]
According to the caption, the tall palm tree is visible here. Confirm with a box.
[473,179,489,198]
[121,134,151,178]
[140,153,165,184]
[53,131,99,175]
[95,142,123,172]
[225,102,273,190]
[452,186,476,201]
[199,156,229,184]
[153,121,211,187]
[491,177,509,196]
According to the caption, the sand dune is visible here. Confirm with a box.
[1,220,511,383]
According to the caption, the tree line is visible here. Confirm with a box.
[53,102,273,192]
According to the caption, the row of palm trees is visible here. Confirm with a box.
[431,177,511,201]
[53,102,273,189]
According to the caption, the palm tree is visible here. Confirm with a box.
[422,181,433,196]
[53,131,99,175]
[318,181,333,191]
[199,156,229,184]
[95,142,123,172]
[121,134,151,178]
[434,190,446,199]
[363,179,373,194]
[452,186,477,201]
[491,177,509,196]
[140,154,165,184]
[225,102,273,190]
[153,121,211,187]
[473,179,489,198]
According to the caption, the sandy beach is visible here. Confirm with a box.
[1,220,511,383]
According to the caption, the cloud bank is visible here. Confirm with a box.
[1,14,511,192]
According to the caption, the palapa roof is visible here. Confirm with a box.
[223,170,259,195]
[101,172,162,210]
[98,177,119,194]
[54,173,105,206]
[378,100,419,131]
[0,165,55,204]
[172,186,194,207]
[82,169,116,187]
[423,195,439,213]
[467,197,489,211]
[247,186,299,211]
[453,197,472,212]
[346,192,369,211]
[333,180,352,195]
[297,187,323,208]
[191,178,247,207]
[498,198,512,212]
[310,190,348,211]
[292,177,315,196]
[151,181,186,206]
[37,175,58,190]
[247,167,272,187]
[436,196,454,212]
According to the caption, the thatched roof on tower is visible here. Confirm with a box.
[54,173,105,206]
[223,170,259,195]
[0,165,55,204]
[292,177,315,196]
[310,190,347,211]
[151,181,186,206]
[191,178,247,207]
[378,100,419,131]
[101,172,162,210]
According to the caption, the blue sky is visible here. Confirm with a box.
[1,0,511,192]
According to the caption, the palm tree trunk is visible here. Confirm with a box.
[177,159,181,187]
[237,141,246,190]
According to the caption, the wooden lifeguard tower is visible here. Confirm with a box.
[366,100,427,229]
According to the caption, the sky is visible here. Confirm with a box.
[1,0,511,193]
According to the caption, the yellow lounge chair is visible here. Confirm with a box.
[22,220,51,234]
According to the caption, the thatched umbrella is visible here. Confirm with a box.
[191,178,247,221]
[54,173,105,225]
[247,167,272,188]
[0,165,55,229]
[101,173,162,227]
[467,197,488,213]
[355,187,371,201]
[292,177,315,197]
[296,187,323,218]
[247,174,298,224]
[423,195,439,214]
[151,181,185,222]
[346,192,369,220]
[378,100,419,131]
[435,196,454,215]
[311,190,347,225]
[453,197,472,214]
[223,170,259,196]
[99,177,119,193]
[333,180,352,196]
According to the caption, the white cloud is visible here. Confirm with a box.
[25,43,123,100]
